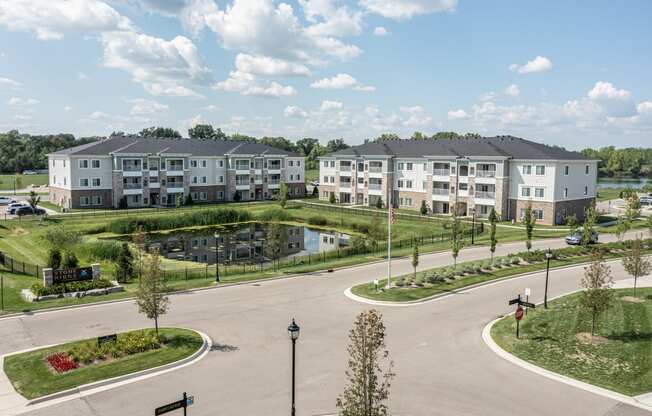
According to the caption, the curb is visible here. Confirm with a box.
[2,328,211,414]
[481,294,652,413]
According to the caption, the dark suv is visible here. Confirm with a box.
[15,206,46,216]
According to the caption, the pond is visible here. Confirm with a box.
[124,223,350,265]
[597,177,652,189]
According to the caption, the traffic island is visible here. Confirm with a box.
[349,240,652,303]
[490,288,652,397]
[2,328,204,400]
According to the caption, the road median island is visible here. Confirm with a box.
[490,287,652,397]
[2,327,204,400]
[350,239,652,303]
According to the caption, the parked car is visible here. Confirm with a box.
[0,196,16,205]
[22,170,37,175]
[640,196,652,206]
[566,228,599,245]
[15,206,45,216]
[6,202,25,214]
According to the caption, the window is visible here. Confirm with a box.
[218,160,224,168]
[405,180,413,189]
[423,163,427,170]
[192,176,198,184]
[63,160,66,167]
[79,160,89,169]
[91,160,100,169]
[533,209,544,220]
[330,161,335,168]
[289,161,294,167]
[218,175,224,184]
[398,162,404,170]
[357,177,364,184]
[535,188,544,198]
[80,196,90,206]
[324,161,328,167]
[79,178,89,187]
[323,176,328,183]
[584,186,588,195]
[91,195,102,205]
[397,180,404,188]
[522,165,532,175]
[564,165,569,175]
[564,187,568,198]
[191,192,199,200]
[92,178,101,187]
[399,197,412,207]
[535,165,546,175]
[330,176,335,183]
[289,174,294,181]
[297,161,300,167]
[406,162,413,170]
[64,177,67,185]
[585,165,590,175]
[297,174,300,181]
[521,187,531,197]
[201,160,207,168]
[190,160,198,168]
[218,191,224,200]
[52,159,55,167]
[201,176,207,184]
[459,183,468,191]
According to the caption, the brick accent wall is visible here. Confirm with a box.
[495,177,510,220]
[396,190,428,211]
[508,197,595,225]
[287,183,306,197]
[509,199,554,225]
[553,197,595,225]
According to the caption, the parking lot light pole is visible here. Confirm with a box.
[214,233,220,283]
[544,248,553,309]
[470,208,476,245]
[288,319,300,416]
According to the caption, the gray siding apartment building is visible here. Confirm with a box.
[48,136,305,209]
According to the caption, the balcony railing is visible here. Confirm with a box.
[166,182,184,188]
[123,165,142,172]
[340,165,351,172]
[123,182,142,190]
[369,166,382,173]
[339,181,352,187]
[369,183,382,190]
[476,170,496,178]
[236,181,250,186]
[167,165,184,172]
[475,191,496,199]
[268,180,280,185]
[432,169,450,176]
[432,188,449,195]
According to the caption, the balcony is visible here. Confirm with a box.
[340,165,352,172]
[122,164,142,172]
[476,170,496,178]
[123,182,142,190]
[368,183,382,190]
[432,188,449,195]
[432,169,450,176]
[475,191,496,200]
[369,166,382,173]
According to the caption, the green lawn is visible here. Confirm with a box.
[596,187,623,201]
[305,168,318,183]
[491,288,652,396]
[0,174,48,191]
[3,327,203,399]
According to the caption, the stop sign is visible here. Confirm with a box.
[515,306,524,321]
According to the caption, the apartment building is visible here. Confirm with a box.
[319,136,598,225]
[48,136,305,209]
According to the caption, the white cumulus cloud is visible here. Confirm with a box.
[127,98,170,115]
[504,84,520,97]
[373,26,388,36]
[214,71,296,98]
[0,0,133,40]
[7,97,39,106]
[235,53,311,76]
[284,105,308,118]
[310,73,374,91]
[509,56,552,74]
[588,81,631,100]
[0,77,21,89]
[447,109,469,120]
[360,0,457,20]
[320,100,343,111]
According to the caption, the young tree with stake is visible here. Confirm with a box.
[488,208,498,262]
[136,249,169,337]
[411,244,419,282]
[279,182,289,208]
[450,208,464,267]
[336,309,394,416]
[583,203,598,247]
[580,251,614,336]
[522,204,535,252]
[622,237,651,297]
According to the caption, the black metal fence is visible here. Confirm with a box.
[0,251,41,277]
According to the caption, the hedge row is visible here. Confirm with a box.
[30,279,114,296]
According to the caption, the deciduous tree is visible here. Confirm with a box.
[27,190,40,208]
[583,202,598,246]
[488,208,498,262]
[411,244,419,282]
[450,209,464,267]
[622,237,651,296]
[580,251,614,336]
[136,250,169,337]
[279,182,289,208]
[114,242,134,283]
[336,309,394,416]
[522,204,535,252]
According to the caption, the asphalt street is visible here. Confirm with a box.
[1,232,650,416]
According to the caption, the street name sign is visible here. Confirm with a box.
[155,393,193,415]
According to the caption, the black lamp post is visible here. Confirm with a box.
[470,207,476,245]
[544,248,553,309]
[214,233,220,283]
[288,319,300,416]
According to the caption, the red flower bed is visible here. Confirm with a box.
[46,352,78,373]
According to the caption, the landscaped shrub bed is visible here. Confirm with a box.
[67,330,161,366]
[106,208,252,234]
[30,279,114,296]
[45,352,78,373]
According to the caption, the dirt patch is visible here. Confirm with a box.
[621,296,646,303]
[10,227,28,236]
[575,332,608,345]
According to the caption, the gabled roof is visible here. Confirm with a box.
[49,136,302,157]
[325,136,591,160]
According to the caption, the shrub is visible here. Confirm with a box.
[31,279,113,296]
[107,208,252,234]
[78,240,122,261]
[47,248,61,269]
[395,277,405,287]
[62,251,79,268]
[67,330,161,365]
[307,215,328,226]
[256,208,293,222]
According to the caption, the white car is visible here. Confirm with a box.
[0,196,17,205]
[6,202,25,213]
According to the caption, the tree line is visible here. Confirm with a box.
[581,146,652,178]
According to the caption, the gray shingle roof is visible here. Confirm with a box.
[49,136,301,157]
[325,136,590,160]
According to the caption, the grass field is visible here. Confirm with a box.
[0,174,48,191]
[3,328,203,399]
[596,187,623,201]
[491,288,652,396]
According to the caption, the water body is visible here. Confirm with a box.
[121,223,350,265]
[597,177,652,189]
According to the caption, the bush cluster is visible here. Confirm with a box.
[256,208,293,222]
[67,330,161,365]
[77,240,123,261]
[31,279,113,296]
[106,208,252,234]
[307,215,328,226]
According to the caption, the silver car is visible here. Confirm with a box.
[565,229,599,245]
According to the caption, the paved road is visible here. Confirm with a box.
[1,232,650,416]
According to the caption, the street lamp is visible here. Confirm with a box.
[544,248,553,309]
[288,319,300,416]
[470,207,476,245]
[214,232,220,283]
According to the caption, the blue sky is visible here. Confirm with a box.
[1,0,651,149]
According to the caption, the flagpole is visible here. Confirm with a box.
[387,193,392,288]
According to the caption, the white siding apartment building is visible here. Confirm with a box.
[48,136,305,209]
[318,136,598,225]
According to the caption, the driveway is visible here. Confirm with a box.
[0,232,650,416]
